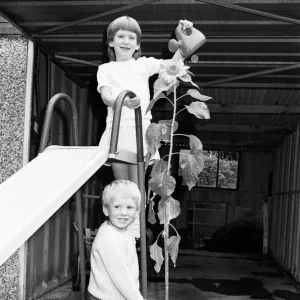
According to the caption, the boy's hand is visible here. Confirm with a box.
[123,96,141,109]
[179,19,193,31]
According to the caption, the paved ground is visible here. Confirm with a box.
[39,250,300,300]
[146,250,300,300]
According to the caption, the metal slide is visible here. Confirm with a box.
[0,145,107,267]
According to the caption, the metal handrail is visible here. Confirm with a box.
[39,93,86,299]
[108,90,147,297]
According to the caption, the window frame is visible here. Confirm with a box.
[178,148,240,191]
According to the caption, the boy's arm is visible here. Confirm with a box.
[98,239,145,300]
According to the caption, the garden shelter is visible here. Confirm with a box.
[0,0,300,299]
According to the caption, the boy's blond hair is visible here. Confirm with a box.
[102,179,141,210]
[106,16,142,61]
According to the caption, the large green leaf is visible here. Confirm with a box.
[146,123,168,156]
[151,159,169,178]
[157,196,180,224]
[179,73,199,88]
[153,78,175,100]
[188,135,203,153]
[180,150,205,190]
[145,93,170,114]
[150,241,164,273]
[147,197,156,225]
[158,119,178,142]
[149,172,176,198]
[185,102,210,119]
[187,89,212,101]
[166,80,180,96]
[167,235,181,267]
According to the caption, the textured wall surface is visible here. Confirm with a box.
[0,36,28,299]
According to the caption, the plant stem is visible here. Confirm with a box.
[164,84,177,300]
[167,85,177,173]
[164,203,170,300]
[175,107,186,116]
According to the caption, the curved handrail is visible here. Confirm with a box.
[38,93,86,298]
[39,93,79,153]
[108,90,144,162]
[108,90,147,297]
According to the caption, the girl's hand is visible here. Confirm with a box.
[123,96,141,109]
[179,19,193,30]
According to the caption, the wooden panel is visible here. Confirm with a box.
[270,125,300,285]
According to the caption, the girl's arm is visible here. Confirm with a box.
[100,86,141,109]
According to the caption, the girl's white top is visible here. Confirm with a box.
[88,221,144,300]
[97,56,162,127]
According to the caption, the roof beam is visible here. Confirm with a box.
[157,105,300,114]
[55,55,98,67]
[201,63,300,87]
[0,9,29,37]
[0,0,298,5]
[40,36,300,43]
[198,83,300,88]
[196,0,300,25]
[208,104,300,114]
[192,124,292,134]
[36,0,161,36]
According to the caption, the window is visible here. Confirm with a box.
[179,149,239,189]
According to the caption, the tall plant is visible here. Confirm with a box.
[145,57,212,299]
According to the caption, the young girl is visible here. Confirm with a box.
[97,16,192,184]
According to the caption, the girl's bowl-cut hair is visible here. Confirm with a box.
[106,16,142,61]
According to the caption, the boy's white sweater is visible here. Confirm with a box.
[88,221,144,300]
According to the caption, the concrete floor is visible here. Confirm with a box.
[39,250,300,300]
[146,250,300,300]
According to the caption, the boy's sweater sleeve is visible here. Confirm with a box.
[98,236,144,300]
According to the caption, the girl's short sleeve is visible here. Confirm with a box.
[140,56,163,77]
[97,64,110,93]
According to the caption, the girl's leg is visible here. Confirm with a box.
[112,162,130,180]
[128,164,138,185]
[112,162,139,185]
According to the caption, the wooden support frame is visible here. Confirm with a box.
[19,39,35,300]
[35,0,161,36]
[196,0,300,25]
[201,63,300,87]
[158,104,300,114]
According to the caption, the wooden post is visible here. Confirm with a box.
[19,39,35,300]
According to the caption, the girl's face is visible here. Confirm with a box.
[103,190,139,231]
[109,29,140,62]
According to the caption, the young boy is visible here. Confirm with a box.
[87,180,145,300]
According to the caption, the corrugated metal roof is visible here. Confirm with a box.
[0,0,299,148]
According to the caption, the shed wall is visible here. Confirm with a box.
[176,150,273,240]
[270,124,300,284]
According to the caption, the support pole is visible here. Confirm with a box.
[19,39,35,300]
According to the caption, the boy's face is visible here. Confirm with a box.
[103,190,139,231]
[109,29,140,62]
